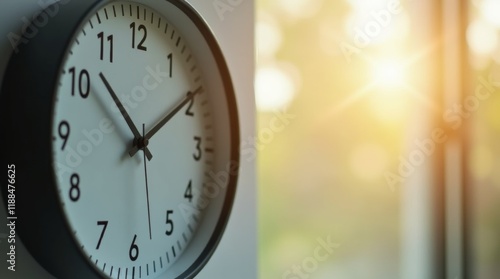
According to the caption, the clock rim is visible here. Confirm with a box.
[0,0,240,278]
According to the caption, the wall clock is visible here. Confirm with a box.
[0,0,240,278]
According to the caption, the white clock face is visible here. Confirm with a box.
[50,1,233,278]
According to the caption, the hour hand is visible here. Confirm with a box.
[99,72,153,160]
[128,86,203,157]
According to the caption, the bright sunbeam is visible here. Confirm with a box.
[372,59,406,88]
[368,59,411,123]
[320,40,441,126]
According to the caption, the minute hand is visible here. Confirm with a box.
[128,86,203,157]
[100,72,153,160]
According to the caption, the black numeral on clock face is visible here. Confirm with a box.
[69,173,80,202]
[166,210,174,236]
[69,67,90,98]
[167,53,173,78]
[58,120,70,150]
[98,32,113,63]
[184,180,193,202]
[185,91,195,116]
[193,137,202,161]
[96,221,108,250]
[129,234,139,261]
[130,22,148,51]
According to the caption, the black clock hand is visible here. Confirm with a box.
[141,123,153,240]
[146,86,203,140]
[99,72,153,160]
[128,86,203,157]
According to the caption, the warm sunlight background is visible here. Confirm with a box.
[257,0,412,278]
[257,0,500,278]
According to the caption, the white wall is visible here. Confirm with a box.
[191,0,256,278]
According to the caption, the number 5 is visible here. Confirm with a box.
[166,210,174,236]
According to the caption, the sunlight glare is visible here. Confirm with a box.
[480,0,500,28]
[467,19,499,56]
[372,60,406,88]
[367,59,412,123]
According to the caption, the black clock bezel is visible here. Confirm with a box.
[0,0,240,278]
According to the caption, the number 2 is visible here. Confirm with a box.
[185,91,194,116]
[185,180,193,202]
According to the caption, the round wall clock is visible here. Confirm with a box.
[0,0,239,278]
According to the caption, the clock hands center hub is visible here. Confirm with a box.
[134,136,150,150]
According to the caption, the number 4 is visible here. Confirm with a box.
[185,180,193,202]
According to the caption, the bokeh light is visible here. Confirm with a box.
[256,12,283,60]
[255,65,298,111]
[479,0,500,28]
[467,19,498,56]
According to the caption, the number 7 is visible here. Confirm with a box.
[96,221,108,250]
